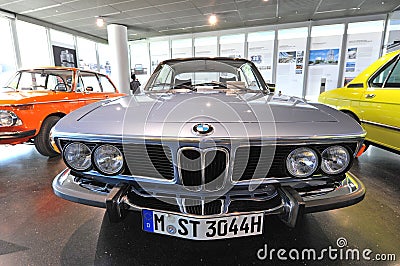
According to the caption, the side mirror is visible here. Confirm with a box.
[266,83,276,93]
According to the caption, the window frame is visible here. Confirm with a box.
[369,55,400,88]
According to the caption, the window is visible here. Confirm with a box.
[150,40,169,72]
[6,70,71,91]
[370,57,398,87]
[77,37,98,71]
[194,36,217,57]
[16,21,51,68]
[385,59,400,88]
[79,72,101,92]
[220,34,245,58]
[172,38,192,58]
[99,75,116,92]
[0,17,17,86]
[98,44,111,75]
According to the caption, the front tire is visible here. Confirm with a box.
[35,116,61,157]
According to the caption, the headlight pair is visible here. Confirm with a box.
[63,142,124,175]
[0,110,22,127]
[286,146,350,178]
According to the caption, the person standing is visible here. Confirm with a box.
[130,73,141,94]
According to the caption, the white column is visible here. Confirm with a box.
[107,24,130,94]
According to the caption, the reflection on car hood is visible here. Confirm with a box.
[78,92,337,124]
[53,92,365,140]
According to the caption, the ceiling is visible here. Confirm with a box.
[0,0,399,41]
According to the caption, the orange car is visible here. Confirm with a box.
[0,67,125,156]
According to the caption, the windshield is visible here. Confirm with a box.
[145,59,267,92]
[4,69,74,92]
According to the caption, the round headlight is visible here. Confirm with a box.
[286,147,318,178]
[0,110,17,127]
[321,146,350,175]
[63,142,92,171]
[93,144,124,175]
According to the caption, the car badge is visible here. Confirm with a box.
[193,123,214,135]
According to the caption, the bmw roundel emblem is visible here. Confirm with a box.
[193,123,214,135]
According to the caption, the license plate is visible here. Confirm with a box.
[142,210,264,240]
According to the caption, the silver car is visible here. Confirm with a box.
[52,57,366,240]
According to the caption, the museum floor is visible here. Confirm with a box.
[0,144,398,265]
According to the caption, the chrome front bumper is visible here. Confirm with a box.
[52,169,365,227]
[0,129,36,140]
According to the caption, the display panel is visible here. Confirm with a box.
[306,24,344,101]
[247,31,274,83]
[276,27,308,97]
[342,21,384,86]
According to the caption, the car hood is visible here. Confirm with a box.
[0,91,54,105]
[53,92,365,140]
[78,92,337,123]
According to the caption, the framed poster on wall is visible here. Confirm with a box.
[52,45,77,67]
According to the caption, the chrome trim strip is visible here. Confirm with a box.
[361,119,400,132]
[55,134,366,144]
[0,98,109,107]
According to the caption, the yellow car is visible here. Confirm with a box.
[319,50,400,154]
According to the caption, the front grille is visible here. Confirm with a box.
[123,144,174,180]
[184,199,223,215]
[178,147,228,191]
[233,143,358,181]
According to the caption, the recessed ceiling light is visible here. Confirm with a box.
[96,17,105,27]
[209,14,217,26]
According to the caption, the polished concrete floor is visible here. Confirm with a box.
[0,144,399,265]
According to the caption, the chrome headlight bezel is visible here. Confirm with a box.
[321,145,351,175]
[0,110,22,127]
[286,147,319,178]
[63,142,92,172]
[92,144,124,176]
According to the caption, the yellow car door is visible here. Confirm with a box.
[359,54,400,152]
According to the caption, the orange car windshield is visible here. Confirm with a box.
[6,69,74,92]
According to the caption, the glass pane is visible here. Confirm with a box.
[0,17,16,86]
[98,43,112,75]
[385,10,400,53]
[371,59,397,87]
[99,75,116,92]
[77,37,98,71]
[150,40,169,72]
[194,36,217,57]
[130,41,150,86]
[50,29,74,47]
[17,21,51,68]
[276,27,308,97]
[384,58,400,88]
[220,34,245,58]
[306,24,344,101]
[248,31,274,83]
[172,38,192,58]
[80,72,101,92]
[342,20,384,86]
